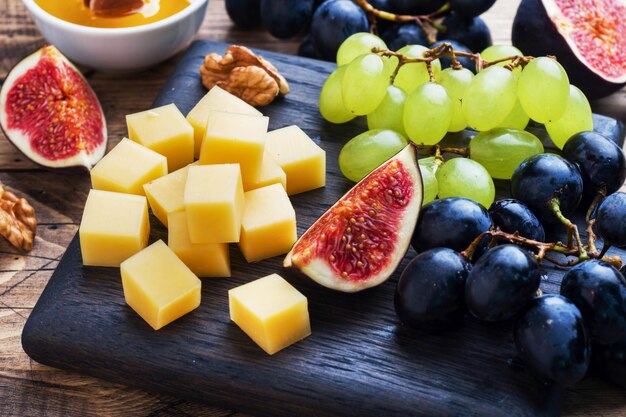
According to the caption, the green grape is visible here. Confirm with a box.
[480,45,523,73]
[367,85,407,136]
[418,156,437,170]
[469,128,544,179]
[336,33,387,66]
[545,85,593,149]
[393,45,441,93]
[518,57,569,123]
[319,66,355,124]
[342,53,389,115]
[418,159,438,205]
[495,98,529,130]
[462,66,517,131]
[436,158,495,208]
[339,129,408,182]
[403,82,452,145]
[438,67,474,132]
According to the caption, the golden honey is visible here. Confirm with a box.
[35,0,192,28]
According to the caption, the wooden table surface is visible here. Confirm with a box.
[1,0,625,416]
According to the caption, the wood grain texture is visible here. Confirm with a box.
[1,0,625,416]
[20,40,626,417]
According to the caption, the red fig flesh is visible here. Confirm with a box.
[0,46,107,170]
[284,145,423,293]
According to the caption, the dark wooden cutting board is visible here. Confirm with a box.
[22,41,626,417]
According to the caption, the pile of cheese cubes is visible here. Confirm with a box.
[78,86,322,353]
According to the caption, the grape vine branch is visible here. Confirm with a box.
[371,43,537,83]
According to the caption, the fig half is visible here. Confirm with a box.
[284,145,423,292]
[0,46,107,170]
[512,0,626,99]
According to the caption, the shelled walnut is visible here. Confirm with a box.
[0,184,36,251]
[200,45,290,107]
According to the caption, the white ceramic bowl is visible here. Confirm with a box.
[23,0,209,72]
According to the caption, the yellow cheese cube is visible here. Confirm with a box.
[198,111,269,182]
[121,240,201,330]
[184,164,244,243]
[126,104,194,172]
[242,152,287,192]
[229,274,310,355]
[186,86,262,158]
[265,125,326,196]
[167,211,230,278]
[91,138,167,196]
[143,164,189,227]
[79,189,149,267]
[238,184,297,262]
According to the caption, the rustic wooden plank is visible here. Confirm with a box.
[1,1,625,417]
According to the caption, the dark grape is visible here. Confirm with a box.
[260,0,314,39]
[314,0,327,10]
[560,260,626,345]
[450,0,497,18]
[394,248,471,331]
[310,0,369,61]
[562,131,626,195]
[382,23,429,50]
[511,154,583,225]
[514,295,590,387]
[437,12,492,53]
[465,244,540,322]
[489,199,545,242]
[298,35,317,58]
[391,0,447,14]
[430,39,475,72]
[594,334,626,389]
[368,0,394,33]
[412,197,493,252]
[369,0,393,11]
[595,192,626,247]
[225,0,262,28]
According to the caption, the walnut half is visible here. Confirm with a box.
[0,184,36,251]
[200,45,290,107]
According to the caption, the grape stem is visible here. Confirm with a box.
[549,198,588,260]
[585,188,606,257]
[460,228,623,269]
[352,0,447,39]
[372,43,537,84]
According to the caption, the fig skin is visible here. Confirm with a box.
[512,0,626,99]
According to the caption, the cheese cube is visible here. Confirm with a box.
[121,240,201,330]
[167,211,230,278]
[229,274,310,355]
[184,164,244,243]
[79,190,149,267]
[242,152,287,192]
[91,138,167,196]
[143,164,190,227]
[238,184,297,262]
[198,111,269,182]
[265,125,326,195]
[186,86,262,158]
[126,104,194,172]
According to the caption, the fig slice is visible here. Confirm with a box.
[0,46,107,170]
[284,145,423,293]
[512,0,626,99]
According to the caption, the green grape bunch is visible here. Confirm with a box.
[322,32,595,208]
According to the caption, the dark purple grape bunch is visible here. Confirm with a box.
[225,0,497,63]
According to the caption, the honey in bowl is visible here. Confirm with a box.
[34,0,192,28]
